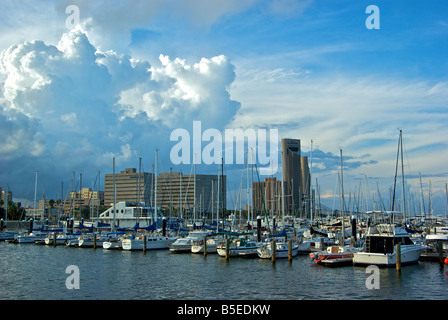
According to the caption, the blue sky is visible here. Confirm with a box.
[0,0,447,216]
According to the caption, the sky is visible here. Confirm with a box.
[0,0,447,216]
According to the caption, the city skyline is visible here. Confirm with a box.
[0,1,447,216]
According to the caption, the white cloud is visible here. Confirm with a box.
[0,28,240,197]
[118,53,240,129]
[0,109,45,158]
[228,62,448,202]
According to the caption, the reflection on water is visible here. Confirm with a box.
[1,242,448,300]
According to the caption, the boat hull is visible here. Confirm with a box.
[122,237,176,251]
[353,245,425,267]
[191,239,220,254]
[102,240,123,250]
[169,244,192,253]
[217,246,259,257]
[257,246,299,259]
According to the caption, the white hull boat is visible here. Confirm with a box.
[122,235,177,251]
[217,238,259,257]
[191,237,222,254]
[0,231,17,241]
[44,234,77,245]
[15,232,47,244]
[103,240,123,250]
[169,231,213,253]
[353,223,427,267]
[257,241,299,259]
[78,232,125,248]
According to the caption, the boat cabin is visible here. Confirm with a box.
[365,224,414,254]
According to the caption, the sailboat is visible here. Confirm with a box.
[353,130,427,266]
[216,236,260,257]
[191,235,225,254]
[257,240,299,259]
[122,232,178,251]
[309,148,360,264]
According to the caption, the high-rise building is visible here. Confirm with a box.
[252,177,283,214]
[281,139,301,213]
[104,168,226,216]
[155,171,226,217]
[104,168,153,206]
[301,156,311,215]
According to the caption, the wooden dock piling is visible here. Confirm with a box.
[288,239,292,262]
[225,236,230,260]
[396,244,401,272]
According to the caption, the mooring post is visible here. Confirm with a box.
[288,239,292,262]
[225,235,230,260]
[143,235,147,253]
[438,241,444,265]
[396,243,401,272]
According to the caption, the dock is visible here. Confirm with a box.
[320,258,353,267]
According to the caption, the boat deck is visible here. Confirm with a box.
[320,258,353,267]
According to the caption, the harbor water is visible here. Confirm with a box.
[1,241,448,301]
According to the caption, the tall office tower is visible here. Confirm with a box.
[155,171,226,217]
[252,177,283,214]
[104,168,153,206]
[301,156,311,215]
[281,139,301,214]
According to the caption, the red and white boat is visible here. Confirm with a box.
[310,245,360,264]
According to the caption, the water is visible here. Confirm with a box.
[1,241,448,301]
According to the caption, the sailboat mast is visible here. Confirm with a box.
[392,131,401,213]
[33,171,38,221]
[400,130,406,223]
[113,158,116,231]
[221,156,224,231]
[180,170,183,220]
[310,139,313,226]
[340,148,345,240]
[138,157,141,224]
[193,153,196,225]
[217,162,220,232]
[155,149,158,224]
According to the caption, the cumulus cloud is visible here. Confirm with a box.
[118,54,239,128]
[0,109,45,158]
[0,28,240,197]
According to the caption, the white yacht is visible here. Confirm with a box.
[191,236,224,254]
[122,233,178,251]
[353,223,427,267]
[15,232,47,244]
[257,240,299,259]
[78,232,125,248]
[98,201,160,230]
[168,230,212,253]
[0,231,17,241]
[217,237,259,257]
[44,233,78,245]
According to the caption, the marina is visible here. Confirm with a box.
[1,208,448,302]
[1,227,448,301]
[1,132,447,302]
